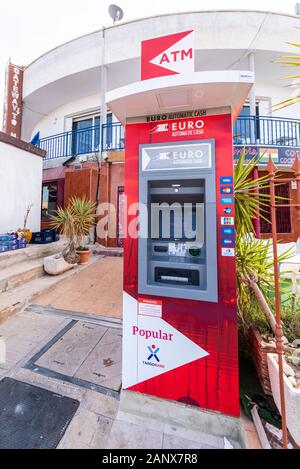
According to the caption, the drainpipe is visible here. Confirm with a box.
[101,27,107,135]
[94,27,107,244]
[248,52,256,143]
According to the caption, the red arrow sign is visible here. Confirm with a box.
[141,30,194,81]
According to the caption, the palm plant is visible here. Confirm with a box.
[71,197,96,250]
[234,152,272,235]
[273,36,300,111]
[234,151,291,328]
[50,196,96,263]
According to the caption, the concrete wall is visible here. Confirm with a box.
[0,132,44,233]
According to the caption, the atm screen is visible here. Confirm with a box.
[149,179,205,243]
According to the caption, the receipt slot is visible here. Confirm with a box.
[123,113,239,417]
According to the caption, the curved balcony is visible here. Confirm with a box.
[36,116,300,162]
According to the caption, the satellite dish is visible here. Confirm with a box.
[109,4,124,24]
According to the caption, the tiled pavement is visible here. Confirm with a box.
[33,257,123,319]
[0,308,244,449]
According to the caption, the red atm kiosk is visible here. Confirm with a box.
[122,112,239,417]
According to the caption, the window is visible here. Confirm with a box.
[260,183,292,234]
[41,183,58,219]
[72,113,113,155]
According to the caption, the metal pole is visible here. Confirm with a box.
[253,166,261,238]
[266,156,288,449]
[248,52,256,143]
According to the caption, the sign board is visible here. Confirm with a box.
[233,145,299,165]
[138,298,162,318]
[141,30,194,80]
[123,293,208,389]
[2,63,24,139]
[141,142,212,172]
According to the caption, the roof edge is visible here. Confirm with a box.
[25,9,300,69]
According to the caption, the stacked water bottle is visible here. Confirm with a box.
[0,232,27,253]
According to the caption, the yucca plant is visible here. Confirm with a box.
[234,152,273,235]
[71,196,96,250]
[273,35,300,111]
[234,150,291,329]
[50,196,96,263]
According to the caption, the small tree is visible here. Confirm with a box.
[50,196,96,263]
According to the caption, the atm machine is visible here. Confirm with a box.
[138,139,217,303]
[121,112,239,417]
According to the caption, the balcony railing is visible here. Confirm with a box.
[39,122,125,160]
[233,116,300,148]
[37,116,300,161]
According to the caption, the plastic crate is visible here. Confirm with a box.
[31,231,53,244]
[42,229,60,242]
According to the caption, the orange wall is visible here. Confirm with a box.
[64,167,98,206]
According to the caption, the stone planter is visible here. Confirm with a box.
[76,249,91,265]
[250,327,277,396]
[44,254,75,276]
[267,353,300,446]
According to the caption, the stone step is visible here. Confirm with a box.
[0,258,45,293]
[0,256,100,324]
[93,246,123,257]
[0,239,67,269]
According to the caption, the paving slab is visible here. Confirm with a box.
[75,328,122,391]
[162,434,216,450]
[58,408,112,449]
[105,418,164,449]
[75,341,122,391]
[82,389,120,419]
[36,322,108,377]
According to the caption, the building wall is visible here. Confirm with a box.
[41,156,125,247]
[21,11,300,140]
[0,132,44,233]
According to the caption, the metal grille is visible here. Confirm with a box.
[260,183,292,234]
[0,378,79,449]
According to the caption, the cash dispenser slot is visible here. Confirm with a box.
[155,267,200,286]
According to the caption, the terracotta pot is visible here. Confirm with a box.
[76,249,91,265]
[18,228,32,244]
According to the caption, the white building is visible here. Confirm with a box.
[15,10,300,244]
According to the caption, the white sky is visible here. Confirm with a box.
[0,0,299,126]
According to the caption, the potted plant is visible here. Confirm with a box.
[50,196,96,267]
[18,203,34,244]
[72,196,96,265]
[42,204,77,275]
